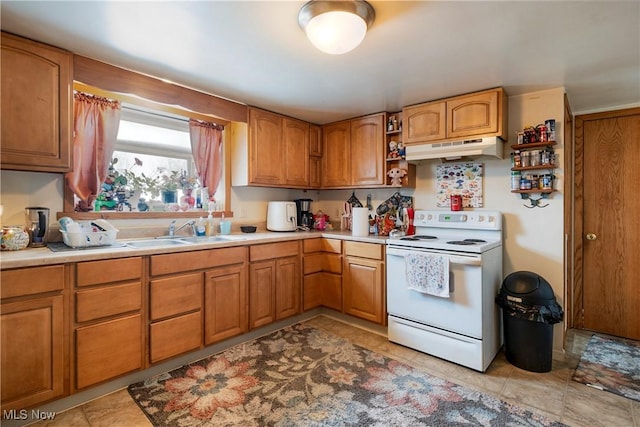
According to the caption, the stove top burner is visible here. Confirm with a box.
[447,240,478,245]
[400,235,438,241]
[464,238,487,243]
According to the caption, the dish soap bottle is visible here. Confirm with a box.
[196,217,206,237]
[205,210,215,236]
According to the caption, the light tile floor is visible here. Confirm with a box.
[35,315,639,427]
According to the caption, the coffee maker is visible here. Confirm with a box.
[294,198,313,229]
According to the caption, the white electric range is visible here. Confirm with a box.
[386,210,503,372]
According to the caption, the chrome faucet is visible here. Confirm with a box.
[168,220,197,237]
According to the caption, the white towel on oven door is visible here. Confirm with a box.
[405,252,450,298]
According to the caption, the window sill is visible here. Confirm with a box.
[56,211,233,221]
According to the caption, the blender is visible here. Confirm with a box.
[294,198,313,229]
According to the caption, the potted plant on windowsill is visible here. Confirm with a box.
[157,170,181,204]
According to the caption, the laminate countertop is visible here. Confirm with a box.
[0,231,390,269]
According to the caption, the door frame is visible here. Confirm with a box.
[570,106,640,329]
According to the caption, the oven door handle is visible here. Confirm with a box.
[386,247,482,266]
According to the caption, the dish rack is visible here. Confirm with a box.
[61,227,118,248]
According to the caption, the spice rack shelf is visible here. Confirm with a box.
[511,189,555,194]
[510,141,557,150]
[511,165,557,172]
[511,130,557,207]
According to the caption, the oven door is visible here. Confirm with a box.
[386,245,484,339]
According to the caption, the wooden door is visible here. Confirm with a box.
[576,108,640,340]
[403,100,446,144]
[249,108,283,185]
[1,295,65,411]
[321,120,351,188]
[1,32,72,172]
[283,117,309,187]
[275,256,300,320]
[343,257,384,324]
[249,260,276,329]
[446,89,499,139]
[350,113,385,186]
[205,265,248,345]
[309,124,322,156]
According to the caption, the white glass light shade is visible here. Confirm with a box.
[298,1,375,55]
[305,11,367,55]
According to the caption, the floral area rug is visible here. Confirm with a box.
[572,334,640,402]
[128,323,564,426]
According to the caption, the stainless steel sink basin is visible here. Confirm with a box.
[124,239,193,248]
[179,235,247,244]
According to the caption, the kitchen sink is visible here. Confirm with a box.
[124,239,194,249]
[179,235,248,244]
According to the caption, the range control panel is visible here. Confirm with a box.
[413,210,502,230]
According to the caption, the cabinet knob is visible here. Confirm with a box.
[586,233,597,241]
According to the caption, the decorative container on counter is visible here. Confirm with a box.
[1,226,30,251]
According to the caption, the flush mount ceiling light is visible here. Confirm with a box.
[298,0,375,55]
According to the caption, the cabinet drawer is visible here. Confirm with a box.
[303,238,323,253]
[303,253,323,274]
[344,241,383,260]
[323,253,342,274]
[76,282,142,323]
[76,314,142,389]
[76,257,141,287]
[151,246,246,276]
[150,311,202,363]
[250,241,299,261]
[1,265,64,299]
[322,238,342,254]
[150,273,202,320]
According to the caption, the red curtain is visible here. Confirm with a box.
[66,92,121,204]
[189,119,224,197]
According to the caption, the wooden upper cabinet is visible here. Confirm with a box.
[309,124,322,157]
[350,113,385,186]
[321,120,351,188]
[283,117,310,187]
[447,89,500,139]
[249,108,284,185]
[403,101,446,144]
[402,88,506,144]
[1,32,72,172]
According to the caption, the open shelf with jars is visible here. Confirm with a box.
[510,121,557,207]
[385,111,415,188]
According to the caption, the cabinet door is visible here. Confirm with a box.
[205,265,248,345]
[249,260,276,329]
[303,273,323,311]
[1,32,72,172]
[403,101,446,144]
[283,117,309,187]
[276,256,300,320]
[350,114,385,186]
[446,90,499,139]
[249,108,283,185]
[321,120,351,188]
[76,314,143,389]
[1,295,65,411]
[343,257,384,324]
[309,124,322,156]
[150,273,202,321]
[309,156,322,189]
[321,273,343,312]
[149,311,202,364]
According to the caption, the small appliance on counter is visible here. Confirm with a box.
[294,198,314,229]
[25,207,49,247]
[267,201,297,231]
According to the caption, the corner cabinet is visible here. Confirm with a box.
[230,107,311,188]
[1,32,73,172]
[403,88,507,145]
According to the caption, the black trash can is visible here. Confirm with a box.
[495,271,563,373]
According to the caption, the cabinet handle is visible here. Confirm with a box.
[586,233,597,241]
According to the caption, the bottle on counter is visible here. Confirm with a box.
[205,210,215,236]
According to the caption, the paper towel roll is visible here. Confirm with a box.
[351,207,370,237]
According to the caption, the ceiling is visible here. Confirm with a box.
[2,1,639,124]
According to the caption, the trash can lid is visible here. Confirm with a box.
[501,271,556,304]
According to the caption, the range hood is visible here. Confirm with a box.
[405,137,504,161]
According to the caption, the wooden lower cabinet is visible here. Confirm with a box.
[76,315,143,389]
[1,294,65,411]
[343,242,385,324]
[302,238,342,312]
[205,265,248,345]
[249,242,301,329]
[73,257,144,390]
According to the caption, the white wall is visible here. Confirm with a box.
[0,170,64,226]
